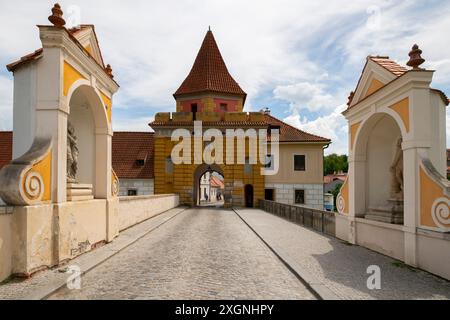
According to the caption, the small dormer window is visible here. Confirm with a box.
[220,103,227,111]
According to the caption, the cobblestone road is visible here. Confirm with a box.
[48,208,315,300]
[236,209,450,300]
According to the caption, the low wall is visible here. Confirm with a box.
[355,218,405,261]
[332,214,450,281]
[417,229,450,280]
[258,199,335,236]
[118,194,179,231]
[0,207,13,282]
[0,194,179,282]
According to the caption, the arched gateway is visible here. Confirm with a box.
[336,47,450,280]
[0,4,120,277]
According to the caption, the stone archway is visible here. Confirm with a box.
[67,84,111,199]
[353,112,404,224]
[193,164,224,207]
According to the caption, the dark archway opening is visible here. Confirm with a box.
[193,164,224,208]
[245,184,254,208]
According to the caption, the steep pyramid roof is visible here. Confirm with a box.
[174,30,247,99]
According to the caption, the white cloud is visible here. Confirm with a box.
[113,116,155,133]
[0,76,13,131]
[274,82,334,113]
[0,0,448,149]
[284,104,348,155]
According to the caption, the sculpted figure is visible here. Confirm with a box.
[390,138,403,199]
[67,122,79,183]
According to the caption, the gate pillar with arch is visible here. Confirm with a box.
[336,46,450,280]
[0,4,120,277]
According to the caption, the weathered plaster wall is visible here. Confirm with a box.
[0,208,13,281]
[0,195,179,282]
[118,194,179,231]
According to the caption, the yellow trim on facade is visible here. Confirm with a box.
[364,78,385,98]
[389,98,410,133]
[337,177,349,215]
[101,92,112,123]
[85,44,93,56]
[419,166,450,229]
[21,150,52,202]
[63,61,86,97]
[112,169,119,197]
[350,122,361,150]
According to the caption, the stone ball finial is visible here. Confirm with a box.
[407,44,425,70]
[48,3,66,27]
[105,64,114,78]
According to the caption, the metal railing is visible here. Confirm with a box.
[258,199,336,237]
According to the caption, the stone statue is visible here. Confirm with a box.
[390,137,403,199]
[67,122,79,183]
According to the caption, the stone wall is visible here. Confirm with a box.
[119,179,154,197]
[118,194,179,231]
[265,183,324,210]
[0,194,179,282]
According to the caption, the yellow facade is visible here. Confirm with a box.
[154,135,264,207]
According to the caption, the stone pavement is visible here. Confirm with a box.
[0,207,186,300]
[235,209,450,300]
[47,208,315,300]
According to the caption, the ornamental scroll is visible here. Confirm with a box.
[0,137,52,206]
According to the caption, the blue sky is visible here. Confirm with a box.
[0,0,449,155]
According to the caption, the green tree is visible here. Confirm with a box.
[324,154,348,175]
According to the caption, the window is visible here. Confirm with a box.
[165,156,173,174]
[295,190,305,204]
[191,104,198,120]
[294,155,306,171]
[128,189,138,196]
[220,103,228,111]
[265,189,274,201]
[265,155,274,169]
[136,159,145,166]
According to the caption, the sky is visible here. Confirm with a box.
[0,0,449,155]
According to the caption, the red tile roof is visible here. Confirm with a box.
[174,31,247,100]
[347,55,448,110]
[369,56,408,76]
[7,49,44,72]
[264,114,331,143]
[210,176,224,189]
[150,114,331,143]
[0,131,155,179]
[112,132,154,179]
[0,132,12,170]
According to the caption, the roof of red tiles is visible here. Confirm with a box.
[369,56,408,76]
[264,114,331,143]
[347,55,448,109]
[7,25,117,86]
[0,132,12,171]
[112,132,154,179]
[7,49,44,72]
[0,131,155,179]
[210,176,224,189]
[150,113,331,143]
[174,30,247,99]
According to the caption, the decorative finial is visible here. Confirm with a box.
[48,3,66,28]
[347,91,355,106]
[407,44,425,70]
[208,26,211,32]
[105,64,114,78]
